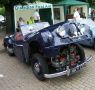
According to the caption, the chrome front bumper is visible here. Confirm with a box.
[44,56,92,78]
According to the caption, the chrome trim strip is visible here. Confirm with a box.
[44,70,67,78]
[15,44,23,47]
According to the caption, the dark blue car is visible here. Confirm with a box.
[3,22,92,80]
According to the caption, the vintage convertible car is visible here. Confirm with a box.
[73,19,95,48]
[3,22,92,80]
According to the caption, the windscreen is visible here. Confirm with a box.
[20,22,50,36]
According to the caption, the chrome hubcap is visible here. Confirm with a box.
[34,63,40,73]
[7,47,13,53]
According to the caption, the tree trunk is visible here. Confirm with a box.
[5,4,14,34]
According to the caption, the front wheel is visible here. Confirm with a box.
[31,54,48,81]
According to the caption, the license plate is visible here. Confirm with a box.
[71,66,81,74]
[70,64,85,74]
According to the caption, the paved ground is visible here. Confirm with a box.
[0,36,4,50]
[0,36,95,90]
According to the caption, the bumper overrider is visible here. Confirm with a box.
[44,56,92,78]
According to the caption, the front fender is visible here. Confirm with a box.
[4,36,13,48]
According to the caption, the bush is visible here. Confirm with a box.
[0,7,5,16]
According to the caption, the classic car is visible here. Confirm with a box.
[73,18,95,48]
[3,22,92,80]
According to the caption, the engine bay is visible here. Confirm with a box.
[48,44,84,73]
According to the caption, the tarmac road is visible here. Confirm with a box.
[0,46,95,90]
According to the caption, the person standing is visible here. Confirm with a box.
[91,10,94,21]
[73,8,80,21]
[27,16,34,25]
[17,17,25,27]
[33,9,40,23]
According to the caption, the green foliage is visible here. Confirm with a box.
[0,0,60,5]
[79,0,95,6]
[39,0,60,3]
[0,0,28,5]
[0,7,5,15]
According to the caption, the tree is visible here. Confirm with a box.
[1,0,35,33]
[79,0,95,6]
[38,0,60,3]
[0,0,34,33]
[0,7,5,15]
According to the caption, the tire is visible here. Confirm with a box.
[4,42,7,49]
[31,53,48,81]
[93,38,95,49]
[7,46,14,56]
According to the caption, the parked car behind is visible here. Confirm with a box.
[0,15,6,29]
[3,22,92,80]
[0,15,4,22]
[73,18,95,48]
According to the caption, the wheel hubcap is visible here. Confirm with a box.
[34,63,40,73]
[7,47,13,54]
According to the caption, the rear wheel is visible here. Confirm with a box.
[93,38,95,49]
[31,53,48,81]
[7,46,14,56]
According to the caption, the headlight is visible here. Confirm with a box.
[78,24,88,35]
[80,27,85,35]
[41,31,53,43]
[56,26,66,37]
[8,39,12,44]
[5,36,8,38]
